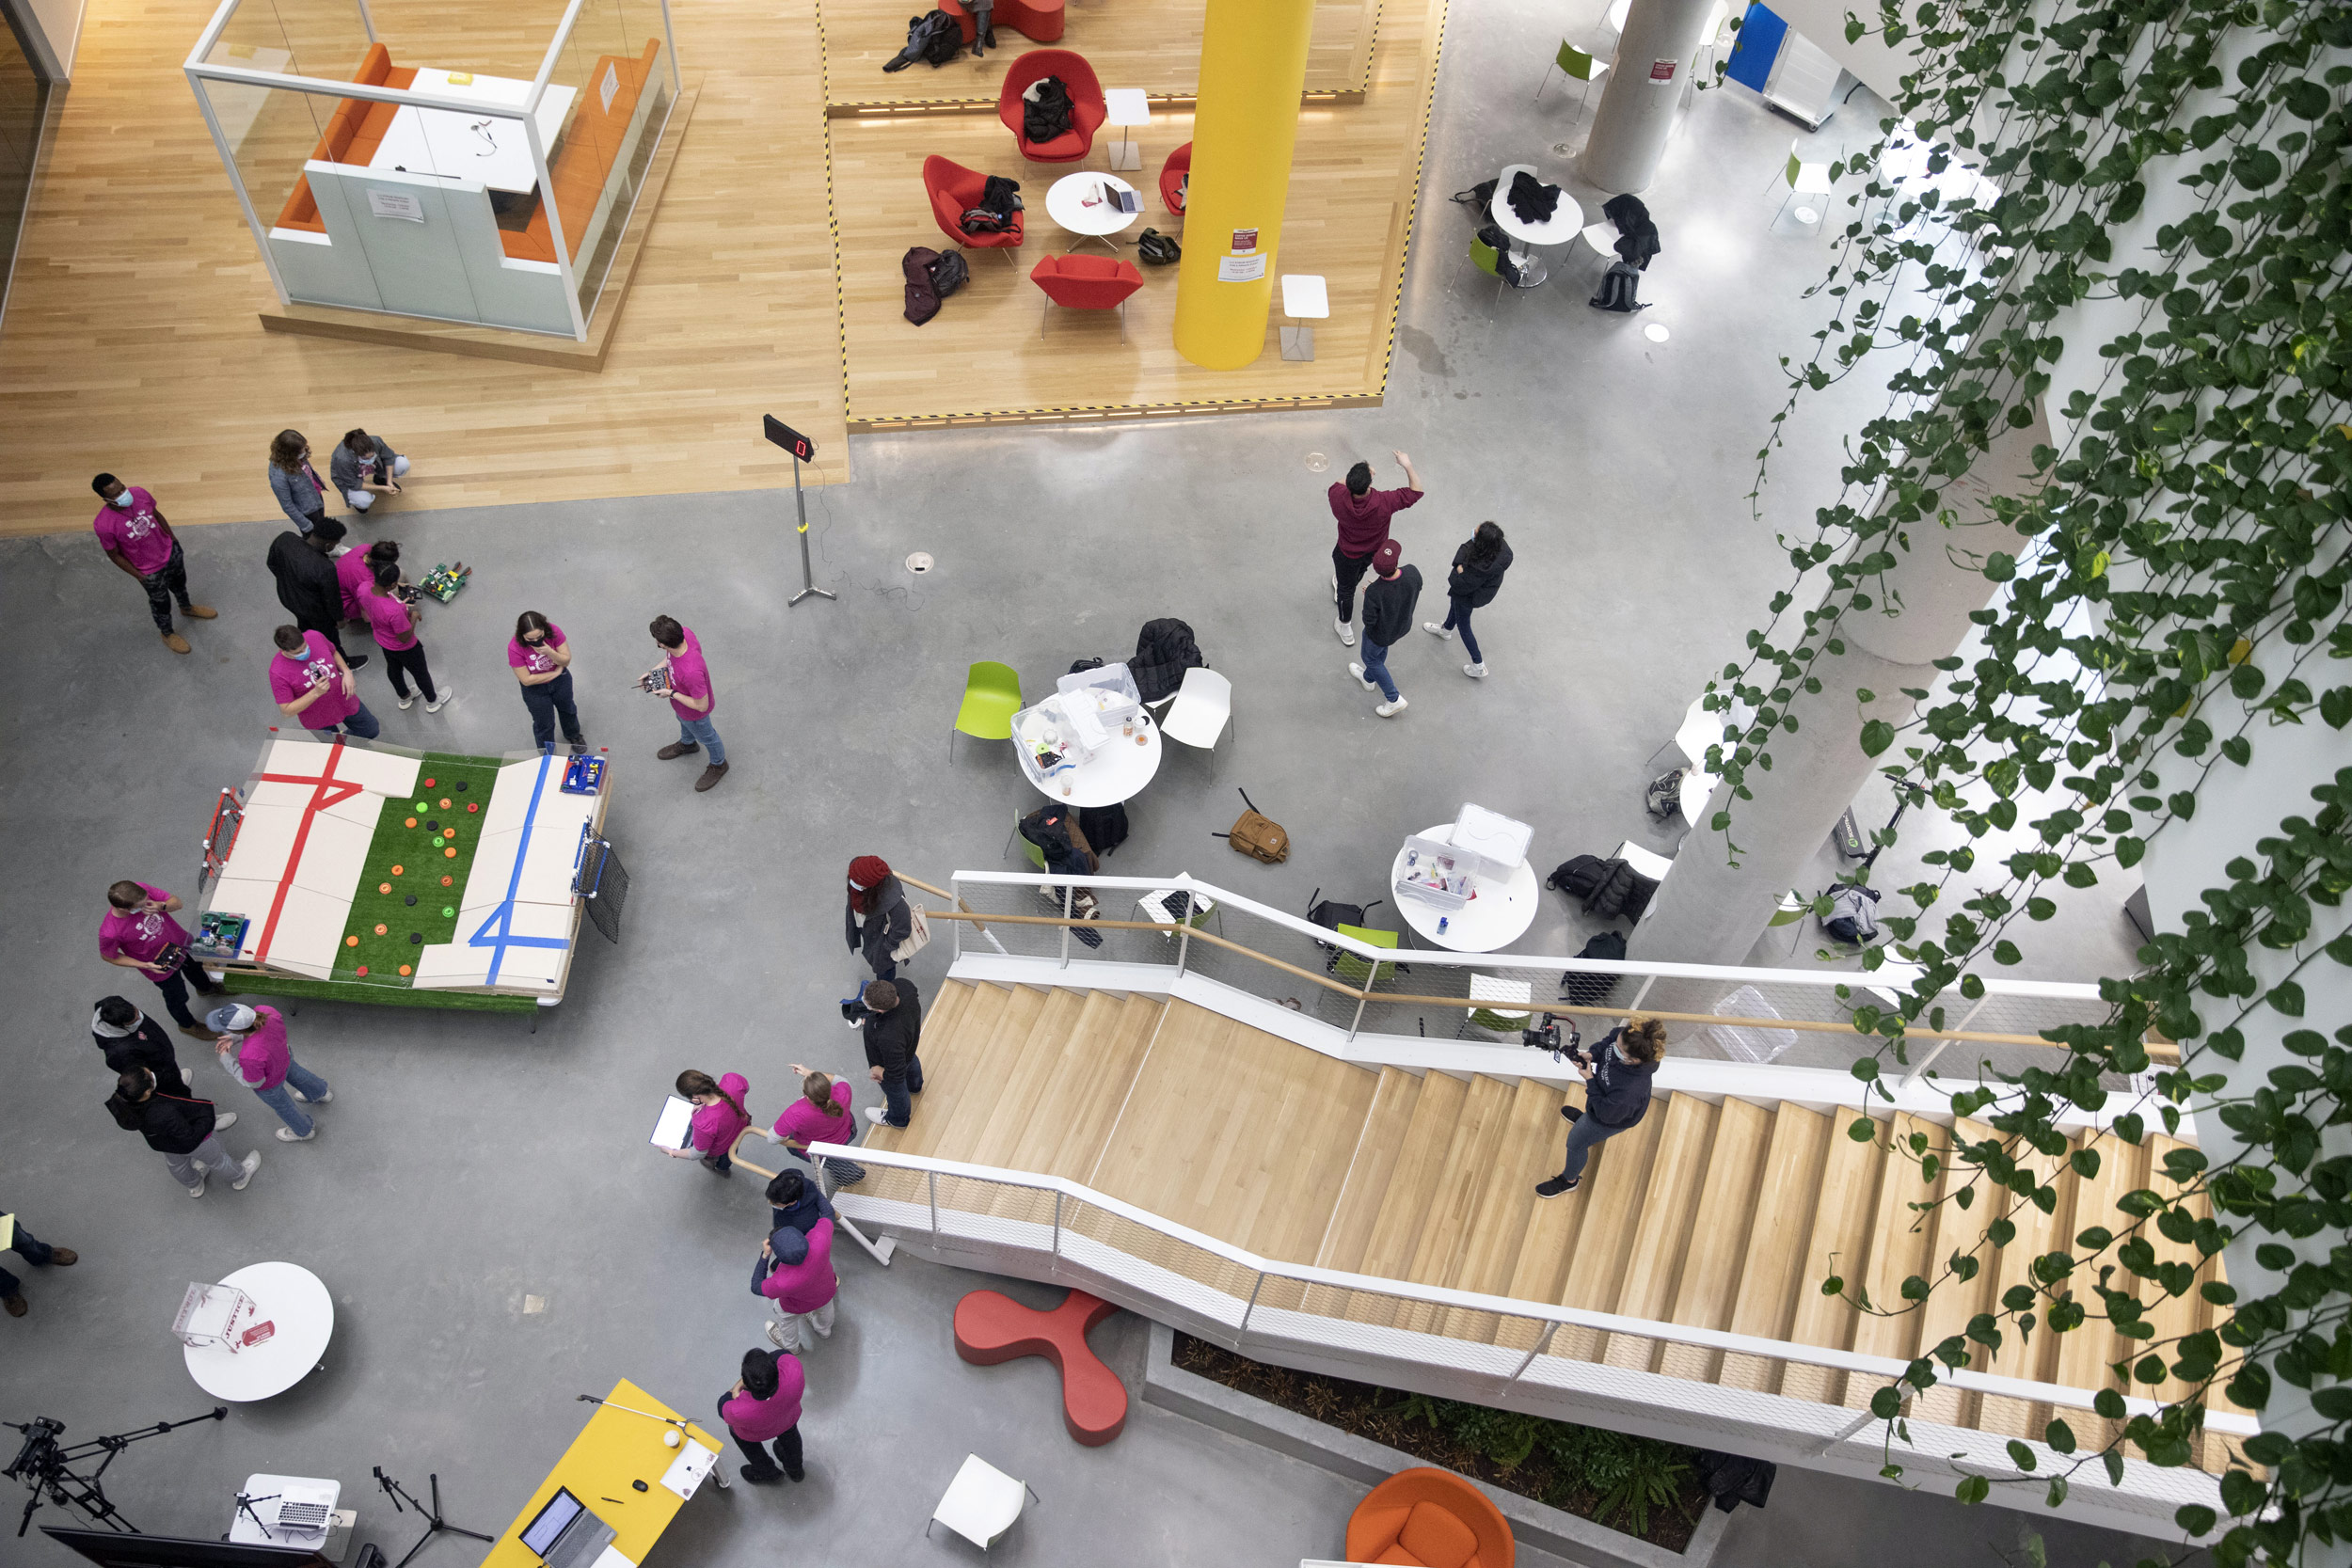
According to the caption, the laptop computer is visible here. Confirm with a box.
[518,1487,616,1568]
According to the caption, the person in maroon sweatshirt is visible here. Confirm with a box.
[1327,450,1423,647]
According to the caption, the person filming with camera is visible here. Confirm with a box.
[1534,1017,1666,1198]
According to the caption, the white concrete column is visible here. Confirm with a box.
[1631,407,2051,965]
[1577,0,1718,194]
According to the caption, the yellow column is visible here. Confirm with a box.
[1171,0,1316,370]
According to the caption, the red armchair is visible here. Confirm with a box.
[941,0,1064,44]
[1030,254,1143,342]
[1158,141,1192,218]
[924,155,1024,260]
[1345,1468,1515,1568]
[999,50,1106,164]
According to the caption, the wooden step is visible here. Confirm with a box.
[860,980,1007,1159]
[1437,1076,1569,1343]
[1355,1071,1472,1281]
[1655,1095,1773,1382]
[1908,1117,1998,1429]
[1975,1134,2080,1439]
[933,988,1086,1165]
[1776,1113,1888,1405]
[1056,993,1166,1181]
[1838,1111,1946,1409]
[922,976,979,1048]
[1717,1101,1833,1393]
[1603,1094,1721,1370]
[1391,1074,1520,1335]
[1315,1067,1425,1271]
[2047,1132,2145,1452]
[898,984,1046,1161]
[1494,1077,1591,1355]
[1551,1107,1668,1363]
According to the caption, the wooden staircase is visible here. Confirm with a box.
[866,981,2235,1472]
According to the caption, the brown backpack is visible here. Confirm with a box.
[1214,788,1289,864]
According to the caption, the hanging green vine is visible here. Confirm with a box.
[1704,0,2350,1560]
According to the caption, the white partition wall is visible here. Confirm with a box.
[183,0,680,340]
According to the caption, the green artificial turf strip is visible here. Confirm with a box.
[224,973,538,1014]
[332,751,507,989]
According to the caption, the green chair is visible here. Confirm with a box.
[1470,233,1545,300]
[1330,924,1400,988]
[1534,41,1608,114]
[952,660,1023,761]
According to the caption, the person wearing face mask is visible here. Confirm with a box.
[329,428,411,514]
[509,610,587,753]
[91,473,215,655]
[1534,1018,1667,1198]
[267,430,333,534]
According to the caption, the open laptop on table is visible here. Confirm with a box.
[518,1487,616,1568]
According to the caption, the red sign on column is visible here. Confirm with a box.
[1648,58,1677,82]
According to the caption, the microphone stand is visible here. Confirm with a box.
[373,1468,493,1568]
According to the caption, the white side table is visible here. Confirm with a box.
[1045,172,1142,253]
[1279,274,1328,361]
[1104,88,1151,171]
[183,1261,335,1402]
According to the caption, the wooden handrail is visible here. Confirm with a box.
[901,895,2180,1057]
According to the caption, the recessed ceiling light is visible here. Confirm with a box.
[1644,323,1670,342]
[1305,451,1328,472]
[906,552,933,574]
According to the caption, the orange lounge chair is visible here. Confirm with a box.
[1345,1466,1516,1568]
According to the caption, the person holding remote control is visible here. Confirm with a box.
[1534,1018,1665,1198]
[647,615,727,792]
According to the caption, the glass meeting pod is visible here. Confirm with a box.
[183,0,680,340]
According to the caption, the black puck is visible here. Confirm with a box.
[454,782,469,791]
[426,820,439,832]
[409,932,423,944]
[405,895,418,907]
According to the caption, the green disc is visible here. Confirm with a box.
[442,906,455,917]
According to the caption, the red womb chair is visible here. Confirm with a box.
[999,49,1106,163]
[1031,254,1143,341]
[941,0,1065,44]
[924,155,1024,261]
[1158,140,1192,219]
[1345,1467,1516,1568]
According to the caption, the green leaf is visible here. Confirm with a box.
[1860,720,1897,756]
[2006,1439,2037,1472]
[2044,1418,2075,1454]
[1956,1475,1990,1506]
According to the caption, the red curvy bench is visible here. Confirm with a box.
[953,1287,1127,1446]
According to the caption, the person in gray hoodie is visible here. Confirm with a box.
[90,995,210,1106]
[328,429,410,514]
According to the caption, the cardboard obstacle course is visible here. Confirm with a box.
[197,735,616,1011]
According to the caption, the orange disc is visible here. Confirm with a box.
[445,847,457,859]
[391,864,404,876]
[468,802,479,813]
[440,875,453,886]
[398,964,412,976]
[378,882,391,894]
[345,935,359,947]
[373,923,388,935]
[422,778,436,787]
[356,965,368,976]
[405,816,418,828]
[438,798,452,809]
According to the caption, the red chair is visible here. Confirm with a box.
[1346,1467,1515,1568]
[1158,141,1192,219]
[940,0,1065,44]
[999,50,1106,164]
[924,155,1024,262]
[1030,254,1143,342]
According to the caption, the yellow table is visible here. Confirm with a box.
[479,1379,726,1568]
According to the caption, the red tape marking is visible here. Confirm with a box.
[250,740,367,963]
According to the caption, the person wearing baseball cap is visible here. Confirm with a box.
[207,1003,334,1143]
[1350,537,1422,718]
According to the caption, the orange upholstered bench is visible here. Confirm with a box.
[953,1288,1127,1446]
[940,0,1066,45]
[274,41,418,233]
[501,37,664,264]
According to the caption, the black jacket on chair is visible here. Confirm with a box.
[1130,618,1203,704]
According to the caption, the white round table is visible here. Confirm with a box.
[183,1261,334,1402]
[1388,823,1541,952]
[1046,172,1141,252]
[1489,163,1584,248]
[1034,712,1163,808]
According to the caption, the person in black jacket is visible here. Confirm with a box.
[1535,1019,1666,1197]
[263,515,366,668]
[1423,521,1513,679]
[107,1068,261,1197]
[1350,538,1422,718]
[851,979,925,1129]
[844,855,914,982]
[90,995,209,1103]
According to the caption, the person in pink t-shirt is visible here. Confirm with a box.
[647,614,728,792]
[206,1002,334,1143]
[336,537,389,622]
[92,473,215,653]
[661,1069,752,1176]
[267,626,380,738]
[717,1347,806,1484]
[363,561,452,713]
[509,610,585,753]
[100,879,224,1036]
[763,1067,866,1185]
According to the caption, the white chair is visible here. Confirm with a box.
[1768,138,1836,229]
[1459,973,1534,1038]
[1579,219,1618,270]
[1613,839,1673,922]
[1708,982,1797,1063]
[1160,667,1233,776]
[930,1453,1037,1551]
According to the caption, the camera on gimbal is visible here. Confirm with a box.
[1521,1013,1581,1063]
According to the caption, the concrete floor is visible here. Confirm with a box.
[0,0,2161,1562]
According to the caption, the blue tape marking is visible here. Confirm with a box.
[466,752,568,984]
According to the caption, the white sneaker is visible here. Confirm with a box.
[231,1151,262,1189]
[1423,621,1454,640]
[425,684,453,714]
[293,1089,332,1104]
[396,693,415,710]
[277,1127,316,1142]
[1464,662,1489,679]
[1347,662,1377,691]
[186,1176,209,1198]
[214,1112,238,1131]
[1376,697,1409,718]
[1334,618,1356,647]
[864,1107,888,1126]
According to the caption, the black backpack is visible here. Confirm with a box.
[1547,855,1610,903]
[1077,803,1128,858]
[929,248,970,298]
[1136,229,1181,266]
[1590,260,1646,312]
[884,11,961,71]
[1561,930,1627,1006]
[1645,768,1685,820]
[1822,883,1882,945]
[1451,177,1499,220]
[901,246,943,325]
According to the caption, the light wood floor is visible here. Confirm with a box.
[821,0,1377,111]
[833,0,1441,428]
[871,980,2241,1469]
[0,0,849,535]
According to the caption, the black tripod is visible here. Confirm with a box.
[373,1469,494,1568]
[5,1408,227,1536]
